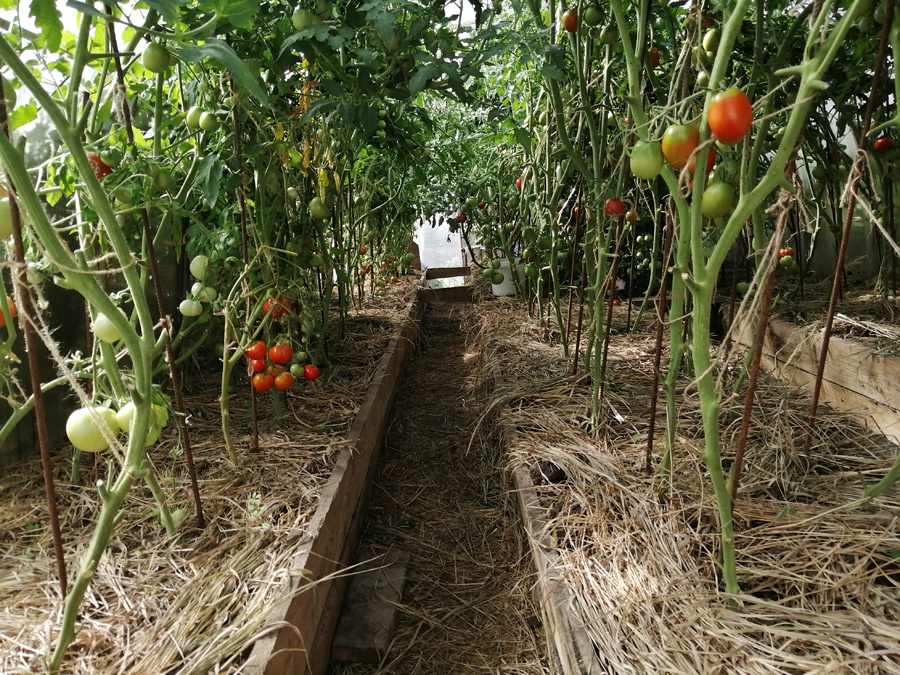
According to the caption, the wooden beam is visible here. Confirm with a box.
[245,295,424,675]
[424,266,471,280]
[500,405,604,674]
[419,286,474,304]
[731,316,900,445]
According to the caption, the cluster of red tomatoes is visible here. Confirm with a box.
[263,298,294,317]
[245,340,320,391]
[778,246,795,258]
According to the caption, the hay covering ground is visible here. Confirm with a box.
[0,284,414,675]
[474,293,900,673]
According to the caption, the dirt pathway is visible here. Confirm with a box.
[332,303,550,675]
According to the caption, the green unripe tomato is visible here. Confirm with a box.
[199,111,220,132]
[292,8,322,29]
[197,80,210,94]
[154,168,173,192]
[186,106,203,130]
[142,42,171,73]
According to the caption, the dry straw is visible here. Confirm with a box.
[0,287,414,674]
[474,295,900,673]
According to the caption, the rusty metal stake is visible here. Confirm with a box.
[804,0,893,451]
[1,87,67,595]
[105,7,205,527]
[644,215,673,473]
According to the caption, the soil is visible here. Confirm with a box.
[332,302,550,675]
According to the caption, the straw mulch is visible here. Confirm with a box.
[473,296,900,673]
[0,284,415,675]
[333,301,550,675]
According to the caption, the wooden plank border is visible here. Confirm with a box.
[731,315,900,445]
[497,388,603,675]
[245,293,424,675]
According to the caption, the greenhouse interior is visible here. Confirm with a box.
[1,0,900,672]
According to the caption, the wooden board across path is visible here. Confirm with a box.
[244,294,424,675]
[730,315,900,446]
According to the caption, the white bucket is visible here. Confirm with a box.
[491,258,518,296]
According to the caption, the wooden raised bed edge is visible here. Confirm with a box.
[731,315,900,446]
[496,376,603,675]
[245,293,424,675]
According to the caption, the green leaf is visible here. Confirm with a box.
[194,154,223,206]
[298,99,336,126]
[540,66,564,81]
[339,102,356,125]
[30,0,63,51]
[9,102,37,130]
[198,0,258,27]
[178,39,269,107]
[142,0,182,27]
[374,10,395,46]
[409,63,440,96]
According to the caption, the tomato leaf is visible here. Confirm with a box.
[9,102,37,130]
[409,63,440,96]
[199,0,258,28]
[194,154,223,207]
[30,0,63,51]
[142,0,181,27]
[374,10,395,46]
[178,39,269,107]
[298,99,336,126]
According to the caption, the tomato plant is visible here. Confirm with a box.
[87,152,113,180]
[700,182,735,219]
[246,340,267,360]
[707,88,753,145]
[269,344,293,364]
[604,198,625,217]
[874,136,893,152]
[274,372,294,390]
[630,140,663,179]
[661,124,699,169]
[252,373,275,392]
[0,296,16,328]
[264,298,293,317]
[142,41,171,73]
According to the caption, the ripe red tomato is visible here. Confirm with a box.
[515,177,522,190]
[87,152,113,180]
[360,245,367,255]
[264,298,293,317]
[246,340,267,360]
[874,136,894,153]
[252,373,275,391]
[708,88,753,145]
[274,372,294,390]
[613,299,621,306]
[561,8,578,32]
[661,124,700,169]
[478,202,486,209]
[269,344,292,364]
[604,198,625,217]
[688,147,716,175]
[304,364,320,381]
[648,47,660,68]
[250,358,266,372]
[457,214,467,223]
